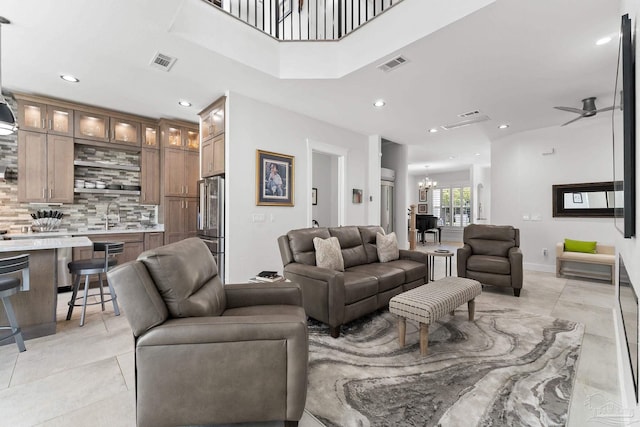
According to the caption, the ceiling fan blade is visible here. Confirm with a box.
[560,115,584,126]
[554,106,586,114]
[594,106,615,113]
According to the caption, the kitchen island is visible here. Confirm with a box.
[0,237,93,340]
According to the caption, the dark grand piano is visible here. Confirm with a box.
[416,214,441,244]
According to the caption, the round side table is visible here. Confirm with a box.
[426,250,453,281]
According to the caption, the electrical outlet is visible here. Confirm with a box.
[542,248,548,256]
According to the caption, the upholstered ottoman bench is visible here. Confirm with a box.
[389,277,482,355]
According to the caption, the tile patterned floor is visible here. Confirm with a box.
[0,244,622,426]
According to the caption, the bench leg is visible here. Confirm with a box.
[420,323,429,356]
[468,298,475,321]
[398,317,406,348]
[450,310,455,316]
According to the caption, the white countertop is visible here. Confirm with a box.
[0,236,93,252]
[5,224,165,239]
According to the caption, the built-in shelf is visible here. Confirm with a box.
[73,160,140,172]
[74,188,140,196]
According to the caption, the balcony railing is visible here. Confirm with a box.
[203,0,403,41]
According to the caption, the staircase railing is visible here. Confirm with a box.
[203,0,403,41]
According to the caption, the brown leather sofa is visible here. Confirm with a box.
[107,238,308,427]
[278,225,428,338]
[457,224,523,296]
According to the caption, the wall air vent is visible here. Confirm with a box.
[149,52,177,72]
[377,55,409,72]
[441,114,491,130]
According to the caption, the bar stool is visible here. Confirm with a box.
[0,254,29,352]
[67,242,124,326]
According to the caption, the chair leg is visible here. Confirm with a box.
[513,288,521,297]
[330,325,340,338]
[66,274,81,321]
[2,296,26,352]
[107,276,120,316]
[98,273,106,311]
[80,275,91,327]
[284,421,298,427]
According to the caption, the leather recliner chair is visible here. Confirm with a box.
[457,224,523,297]
[107,238,308,427]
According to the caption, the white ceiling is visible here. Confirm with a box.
[1,0,622,175]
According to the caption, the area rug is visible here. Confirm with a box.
[306,304,584,427]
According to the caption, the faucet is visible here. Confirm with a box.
[105,202,121,230]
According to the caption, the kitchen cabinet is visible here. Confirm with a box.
[144,232,165,250]
[141,148,160,205]
[75,110,142,147]
[160,119,199,151]
[16,98,74,137]
[142,122,159,149]
[17,131,74,203]
[163,147,199,197]
[164,197,198,245]
[201,134,224,177]
[199,96,225,177]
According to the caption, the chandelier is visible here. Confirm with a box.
[418,177,437,191]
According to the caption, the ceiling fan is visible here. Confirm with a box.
[554,97,614,126]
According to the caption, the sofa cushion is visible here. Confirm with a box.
[464,224,518,257]
[329,226,368,268]
[358,225,384,263]
[467,255,511,275]
[376,232,399,262]
[347,263,405,293]
[288,227,331,265]
[313,236,345,271]
[138,238,226,318]
[343,271,378,304]
[385,259,427,283]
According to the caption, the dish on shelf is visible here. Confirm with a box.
[122,184,141,191]
[96,184,106,189]
[84,182,96,189]
[106,184,122,190]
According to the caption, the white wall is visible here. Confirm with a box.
[226,91,370,282]
[312,151,338,226]
[472,165,491,223]
[491,118,616,272]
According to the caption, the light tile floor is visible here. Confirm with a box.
[0,244,622,426]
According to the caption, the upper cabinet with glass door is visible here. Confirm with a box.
[160,119,199,151]
[16,98,74,137]
[142,122,159,149]
[110,117,141,147]
[200,96,225,142]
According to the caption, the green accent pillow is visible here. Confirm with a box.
[564,238,597,254]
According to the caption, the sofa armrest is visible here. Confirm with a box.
[509,247,523,289]
[457,244,472,277]
[283,263,345,328]
[399,249,428,264]
[224,282,303,309]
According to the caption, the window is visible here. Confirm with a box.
[432,185,472,227]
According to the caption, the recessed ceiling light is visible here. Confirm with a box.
[449,156,455,160]
[178,100,192,107]
[475,153,481,156]
[428,128,438,133]
[498,124,509,129]
[596,36,612,46]
[60,74,79,83]
[373,99,386,108]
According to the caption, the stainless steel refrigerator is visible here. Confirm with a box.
[198,177,225,283]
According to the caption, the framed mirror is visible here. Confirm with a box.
[552,182,621,218]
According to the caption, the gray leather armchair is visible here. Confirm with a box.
[107,238,308,427]
[457,224,523,297]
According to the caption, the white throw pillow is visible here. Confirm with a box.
[376,232,399,263]
[313,236,345,272]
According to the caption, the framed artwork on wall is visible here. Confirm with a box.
[352,189,363,204]
[417,203,428,214]
[312,188,317,205]
[256,150,295,206]
[419,189,427,202]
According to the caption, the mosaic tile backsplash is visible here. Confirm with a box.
[0,97,157,234]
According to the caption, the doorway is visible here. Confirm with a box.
[307,139,346,227]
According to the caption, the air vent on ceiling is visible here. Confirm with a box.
[377,55,409,72]
[441,114,491,130]
[458,110,482,118]
[149,52,177,72]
